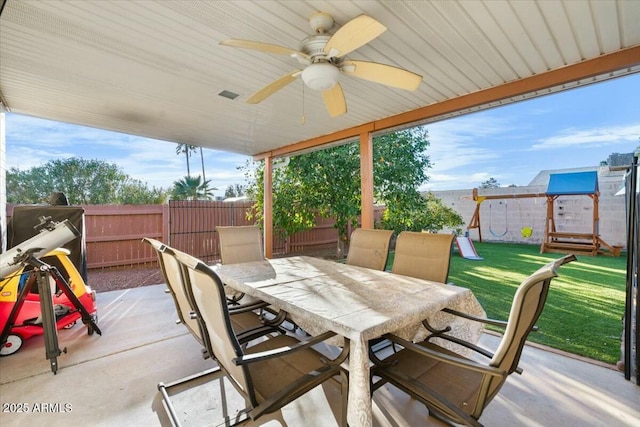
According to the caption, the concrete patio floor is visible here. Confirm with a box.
[1,283,638,427]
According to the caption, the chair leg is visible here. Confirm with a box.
[158,366,223,427]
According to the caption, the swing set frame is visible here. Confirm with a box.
[467,188,546,242]
[467,182,620,256]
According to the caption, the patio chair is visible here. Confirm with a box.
[217,225,265,304]
[372,254,576,427]
[217,225,265,264]
[391,231,455,283]
[166,249,349,425]
[216,225,299,332]
[346,228,394,271]
[143,238,278,358]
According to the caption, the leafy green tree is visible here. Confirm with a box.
[119,181,168,204]
[246,161,317,238]
[382,192,464,234]
[170,175,215,200]
[480,177,500,188]
[287,142,362,247]
[224,184,246,198]
[6,158,166,204]
[246,127,462,254]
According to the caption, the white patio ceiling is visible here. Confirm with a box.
[0,0,639,158]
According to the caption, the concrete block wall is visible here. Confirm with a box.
[596,168,627,248]
[431,167,627,249]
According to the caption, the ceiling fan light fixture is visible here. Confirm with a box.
[301,63,339,91]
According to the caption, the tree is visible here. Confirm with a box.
[382,192,464,234]
[246,127,463,254]
[246,161,318,238]
[170,175,215,200]
[198,147,206,182]
[6,158,167,204]
[175,143,201,178]
[119,181,168,204]
[225,184,246,198]
[479,177,500,188]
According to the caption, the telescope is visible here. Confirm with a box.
[0,217,80,279]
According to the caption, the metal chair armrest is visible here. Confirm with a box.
[228,300,269,314]
[236,325,281,344]
[442,307,508,327]
[233,331,337,365]
[442,308,539,332]
[383,334,505,377]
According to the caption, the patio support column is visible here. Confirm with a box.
[360,131,374,229]
[263,155,273,258]
[0,111,5,252]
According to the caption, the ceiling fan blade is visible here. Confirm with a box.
[322,83,347,117]
[342,60,422,91]
[247,71,301,104]
[324,15,386,59]
[220,39,310,62]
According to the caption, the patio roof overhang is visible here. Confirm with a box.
[1,0,639,255]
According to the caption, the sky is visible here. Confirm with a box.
[4,73,639,197]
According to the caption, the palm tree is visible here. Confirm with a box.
[175,144,198,177]
[198,147,206,182]
[170,176,215,200]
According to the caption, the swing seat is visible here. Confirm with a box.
[488,202,508,238]
[521,226,533,238]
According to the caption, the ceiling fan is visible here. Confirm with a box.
[220,12,423,118]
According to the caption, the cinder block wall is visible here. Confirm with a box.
[431,167,627,250]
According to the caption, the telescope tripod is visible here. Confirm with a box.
[0,254,101,374]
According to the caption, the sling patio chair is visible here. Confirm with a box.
[217,225,265,305]
[391,231,456,283]
[217,225,265,265]
[143,238,281,360]
[164,249,349,426]
[345,228,394,271]
[217,225,302,332]
[372,254,576,427]
[369,231,457,353]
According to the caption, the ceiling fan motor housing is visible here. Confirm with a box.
[298,34,331,61]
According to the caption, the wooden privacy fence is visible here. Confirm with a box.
[169,200,264,263]
[168,201,367,263]
[7,204,169,269]
[82,204,169,268]
[6,202,383,269]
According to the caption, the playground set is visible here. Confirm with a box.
[466,171,620,257]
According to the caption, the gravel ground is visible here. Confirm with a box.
[87,266,164,293]
[87,247,340,293]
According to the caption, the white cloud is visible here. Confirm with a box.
[422,170,499,191]
[425,114,517,172]
[531,124,640,150]
[419,114,522,191]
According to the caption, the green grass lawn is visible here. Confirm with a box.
[387,242,627,364]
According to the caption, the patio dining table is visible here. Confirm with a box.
[214,255,485,427]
